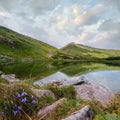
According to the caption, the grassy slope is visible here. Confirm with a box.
[0,26,120,61]
[0,26,57,60]
[61,42,120,59]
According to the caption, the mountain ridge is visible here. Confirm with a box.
[61,42,120,59]
[0,26,120,62]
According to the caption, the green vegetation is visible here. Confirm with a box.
[0,82,120,120]
[0,26,120,120]
[61,42,120,60]
[93,94,120,120]
[41,92,120,120]
[0,61,120,81]
[0,26,120,63]
[0,26,57,61]
[0,62,58,81]
[60,62,120,76]
[0,83,55,120]
[94,114,120,120]
[48,98,105,120]
[44,85,76,99]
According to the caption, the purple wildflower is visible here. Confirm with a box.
[17,106,21,111]
[21,92,27,97]
[31,95,34,99]
[32,100,37,104]
[13,104,17,108]
[17,94,21,98]
[21,97,27,103]
[1,112,4,116]
[13,111,18,115]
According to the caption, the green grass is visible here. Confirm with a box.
[44,85,76,100]
[0,26,57,61]
[61,42,120,60]
[94,114,120,120]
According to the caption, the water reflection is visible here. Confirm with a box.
[0,62,120,92]
[0,62,58,80]
[34,70,120,92]
[85,70,120,92]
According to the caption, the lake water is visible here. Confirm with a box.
[0,62,120,92]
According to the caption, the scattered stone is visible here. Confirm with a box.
[63,105,94,120]
[34,81,45,88]
[73,80,87,86]
[34,75,88,87]
[74,82,114,106]
[51,80,63,86]
[61,76,88,86]
[31,89,55,98]
[1,74,20,83]
[38,98,66,118]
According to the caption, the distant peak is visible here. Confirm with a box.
[70,42,75,44]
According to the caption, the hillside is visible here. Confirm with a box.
[0,26,120,63]
[0,26,57,61]
[61,42,120,60]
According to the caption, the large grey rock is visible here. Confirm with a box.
[34,74,87,87]
[1,74,20,83]
[63,105,94,120]
[74,82,114,106]
[31,89,55,98]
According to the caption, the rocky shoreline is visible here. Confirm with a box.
[0,73,115,106]
[0,73,118,120]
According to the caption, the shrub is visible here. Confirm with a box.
[106,94,120,113]
[94,113,120,120]
[52,99,76,120]
[44,85,76,99]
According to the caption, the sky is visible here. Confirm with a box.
[0,0,120,49]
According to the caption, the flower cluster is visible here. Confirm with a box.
[13,104,21,115]
[1,88,37,117]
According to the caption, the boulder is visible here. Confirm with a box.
[74,82,114,106]
[1,74,20,83]
[34,75,88,87]
[63,105,94,120]
[38,98,66,118]
[31,89,55,98]
[51,80,63,86]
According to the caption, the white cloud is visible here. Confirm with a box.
[56,16,68,30]
[28,0,60,15]
[99,20,120,32]
[73,4,104,26]
[105,0,120,11]
[0,0,20,12]
[90,31,120,49]
[71,4,84,16]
